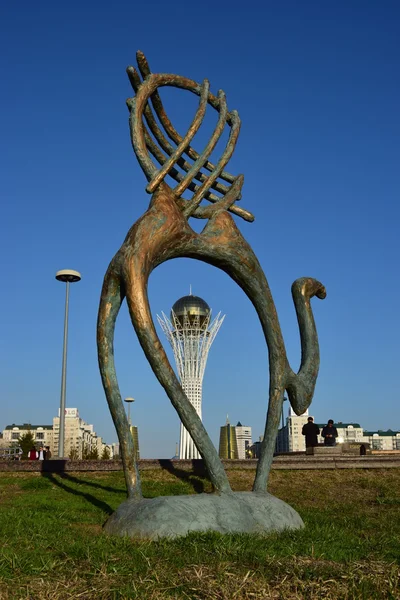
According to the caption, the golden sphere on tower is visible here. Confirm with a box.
[171,295,210,330]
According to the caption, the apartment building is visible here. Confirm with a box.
[52,408,113,458]
[2,424,53,449]
[2,408,113,459]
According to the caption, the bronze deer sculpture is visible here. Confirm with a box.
[97,51,326,507]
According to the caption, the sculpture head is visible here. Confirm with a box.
[126,51,254,223]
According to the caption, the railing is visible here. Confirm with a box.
[0,447,22,460]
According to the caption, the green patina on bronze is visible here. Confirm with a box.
[97,51,326,505]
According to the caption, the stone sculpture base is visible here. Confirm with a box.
[104,492,304,539]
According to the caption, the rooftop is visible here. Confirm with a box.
[5,424,53,430]
[363,430,400,437]
[315,423,361,429]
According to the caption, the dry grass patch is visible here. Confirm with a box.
[2,557,399,599]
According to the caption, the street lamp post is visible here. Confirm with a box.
[124,397,135,426]
[281,396,288,430]
[56,269,81,458]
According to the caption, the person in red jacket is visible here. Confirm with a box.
[28,447,38,460]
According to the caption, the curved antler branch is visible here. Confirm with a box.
[146,79,210,194]
[174,89,228,197]
[197,174,245,218]
[184,110,241,218]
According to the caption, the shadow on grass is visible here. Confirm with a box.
[156,459,210,494]
[38,459,210,496]
[42,473,114,515]
[39,462,125,494]
[40,459,68,473]
[56,472,125,494]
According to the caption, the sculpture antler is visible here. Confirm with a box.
[126,51,254,222]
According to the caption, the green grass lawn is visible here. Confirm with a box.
[0,468,399,599]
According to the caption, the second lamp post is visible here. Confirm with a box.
[124,397,135,426]
[56,269,81,458]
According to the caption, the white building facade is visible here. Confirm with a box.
[362,430,400,450]
[275,407,310,453]
[235,422,252,459]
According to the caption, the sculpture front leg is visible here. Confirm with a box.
[97,262,142,498]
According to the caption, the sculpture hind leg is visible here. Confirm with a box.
[97,262,142,498]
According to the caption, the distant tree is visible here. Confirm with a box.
[82,445,99,460]
[89,447,99,460]
[101,447,111,460]
[69,448,79,460]
[112,453,120,461]
[82,444,91,460]
[18,431,35,460]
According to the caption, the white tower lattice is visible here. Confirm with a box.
[157,295,224,459]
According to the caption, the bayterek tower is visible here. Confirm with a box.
[157,293,224,459]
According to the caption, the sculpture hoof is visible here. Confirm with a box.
[103,492,304,539]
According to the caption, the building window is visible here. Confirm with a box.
[11,433,19,440]
[36,433,45,440]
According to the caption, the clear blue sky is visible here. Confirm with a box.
[1,1,399,457]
